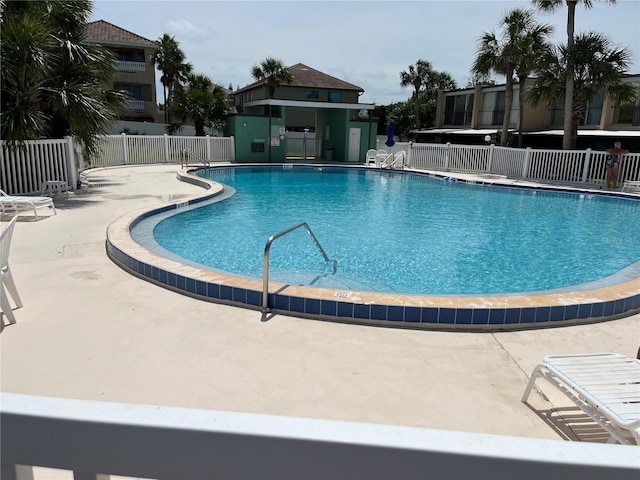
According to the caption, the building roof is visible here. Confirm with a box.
[234,63,364,94]
[85,20,156,47]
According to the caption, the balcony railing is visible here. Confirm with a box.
[116,60,146,72]
[125,99,145,111]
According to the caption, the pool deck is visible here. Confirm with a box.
[1,163,639,445]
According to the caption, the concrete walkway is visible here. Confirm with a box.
[1,164,639,443]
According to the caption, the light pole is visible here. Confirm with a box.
[303,128,309,160]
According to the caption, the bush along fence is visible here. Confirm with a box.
[2,135,639,195]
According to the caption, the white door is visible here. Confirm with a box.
[348,128,361,163]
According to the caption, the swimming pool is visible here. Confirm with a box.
[149,166,640,295]
[107,165,640,329]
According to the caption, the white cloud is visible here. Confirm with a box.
[92,0,640,106]
[165,19,212,41]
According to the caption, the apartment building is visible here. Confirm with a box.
[418,74,640,151]
[85,20,158,122]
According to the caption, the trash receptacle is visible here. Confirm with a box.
[325,147,334,162]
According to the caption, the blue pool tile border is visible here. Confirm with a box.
[105,166,640,331]
[106,241,640,330]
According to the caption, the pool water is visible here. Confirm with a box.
[150,166,640,295]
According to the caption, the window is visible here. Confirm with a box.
[480,92,495,126]
[121,84,143,100]
[116,50,145,62]
[614,82,640,125]
[251,142,265,153]
[492,91,505,126]
[583,91,604,125]
[616,99,640,126]
[328,92,341,102]
[444,93,473,126]
[549,98,564,125]
[304,90,319,99]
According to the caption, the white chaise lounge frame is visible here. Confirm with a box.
[522,353,640,445]
[621,180,640,193]
[1,216,22,325]
[0,189,56,219]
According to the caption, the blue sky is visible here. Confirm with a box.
[91,0,640,105]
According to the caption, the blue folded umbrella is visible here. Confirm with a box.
[385,121,395,147]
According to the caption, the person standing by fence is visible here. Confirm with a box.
[605,142,629,189]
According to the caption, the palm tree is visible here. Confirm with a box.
[250,57,293,99]
[531,0,617,149]
[512,17,554,147]
[527,32,635,148]
[1,0,126,155]
[472,9,552,147]
[400,60,435,128]
[251,57,292,162]
[152,34,193,124]
[1,3,54,141]
[168,73,229,136]
[421,71,457,128]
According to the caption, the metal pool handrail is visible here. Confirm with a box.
[262,222,337,317]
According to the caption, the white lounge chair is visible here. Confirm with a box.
[0,189,56,219]
[522,353,640,445]
[1,217,22,325]
[621,180,640,193]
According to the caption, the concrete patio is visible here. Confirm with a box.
[1,164,639,445]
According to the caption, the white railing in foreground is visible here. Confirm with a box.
[1,393,638,480]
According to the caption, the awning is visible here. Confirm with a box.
[411,128,456,134]
[414,128,640,137]
[527,129,640,137]
[412,128,513,135]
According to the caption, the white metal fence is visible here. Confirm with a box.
[2,136,639,195]
[0,135,235,195]
[0,137,78,195]
[286,131,318,158]
[1,393,638,480]
[90,134,235,167]
[402,142,640,186]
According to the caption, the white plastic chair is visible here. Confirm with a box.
[1,217,22,325]
[376,149,390,166]
[365,149,377,166]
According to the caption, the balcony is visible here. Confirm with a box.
[125,99,145,111]
[116,60,146,72]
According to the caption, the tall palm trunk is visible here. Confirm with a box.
[517,76,527,147]
[163,85,168,124]
[414,88,420,128]
[562,0,577,150]
[501,74,514,146]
